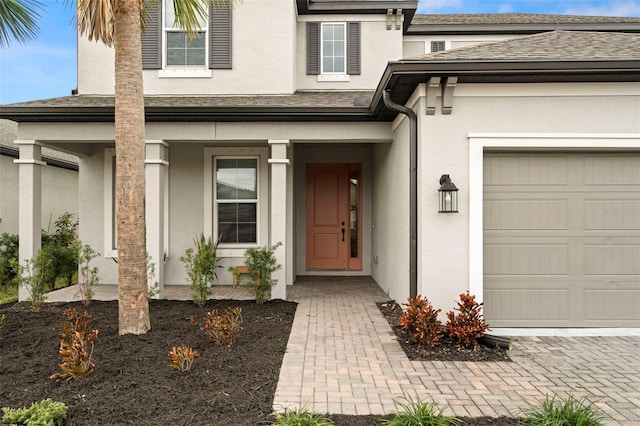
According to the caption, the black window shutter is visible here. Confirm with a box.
[306,22,320,75]
[142,2,161,69]
[210,4,232,69]
[347,22,360,75]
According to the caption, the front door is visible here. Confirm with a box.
[306,163,361,270]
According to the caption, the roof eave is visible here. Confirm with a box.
[296,0,417,31]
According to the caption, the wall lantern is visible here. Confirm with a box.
[438,174,458,213]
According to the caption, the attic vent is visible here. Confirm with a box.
[431,41,445,53]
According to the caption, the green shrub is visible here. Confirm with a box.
[238,242,282,304]
[50,307,98,381]
[12,248,55,309]
[382,394,461,426]
[519,394,606,426]
[77,244,100,306]
[180,234,222,306]
[445,291,489,349]
[2,398,68,426]
[268,405,334,426]
[0,232,19,288]
[42,213,80,289]
[399,295,443,347]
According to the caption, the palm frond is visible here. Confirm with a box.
[0,0,44,48]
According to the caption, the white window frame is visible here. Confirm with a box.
[204,147,269,255]
[321,22,347,75]
[162,0,209,70]
[104,148,170,258]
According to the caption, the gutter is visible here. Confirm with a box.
[0,145,79,171]
[382,90,418,299]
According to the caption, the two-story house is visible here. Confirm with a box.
[2,0,639,328]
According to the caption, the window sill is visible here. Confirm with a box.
[317,74,350,82]
[158,69,212,78]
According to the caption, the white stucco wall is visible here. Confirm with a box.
[78,0,297,96]
[414,82,640,317]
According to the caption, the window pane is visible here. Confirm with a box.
[164,0,176,27]
[218,204,237,222]
[219,222,237,243]
[187,49,206,66]
[166,49,185,66]
[216,159,257,200]
[237,203,257,222]
[321,23,345,74]
[236,224,257,243]
[165,32,205,66]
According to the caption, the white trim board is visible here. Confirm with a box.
[467,133,640,303]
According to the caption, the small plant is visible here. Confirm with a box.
[168,344,199,372]
[382,394,461,426]
[445,291,489,349]
[399,295,443,347]
[519,394,606,426]
[200,306,243,346]
[147,256,160,299]
[12,248,55,309]
[238,242,282,304]
[77,244,100,306]
[0,232,19,288]
[51,307,99,381]
[180,234,222,306]
[2,398,68,426]
[269,404,334,426]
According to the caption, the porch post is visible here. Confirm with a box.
[145,140,168,298]
[14,140,45,301]
[268,139,290,300]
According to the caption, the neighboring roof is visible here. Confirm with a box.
[408,13,640,34]
[0,92,376,123]
[0,119,78,169]
[407,30,640,61]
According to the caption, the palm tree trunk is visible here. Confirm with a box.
[114,0,150,335]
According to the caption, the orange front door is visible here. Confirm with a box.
[306,163,361,270]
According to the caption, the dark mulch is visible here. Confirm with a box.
[377,301,512,362]
[0,298,519,425]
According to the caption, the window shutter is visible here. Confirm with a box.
[142,2,161,69]
[306,22,320,75]
[210,4,232,69]
[347,22,360,75]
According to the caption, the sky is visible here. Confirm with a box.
[1,0,639,105]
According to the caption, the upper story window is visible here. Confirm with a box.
[164,0,208,68]
[321,23,346,74]
[307,21,360,79]
[142,2,232,72]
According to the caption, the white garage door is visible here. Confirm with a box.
[483,152,640,327]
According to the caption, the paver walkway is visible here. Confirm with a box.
[273,277,640,425]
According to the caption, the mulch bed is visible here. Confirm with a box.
[1,297,519,425]
[377,301,512,362]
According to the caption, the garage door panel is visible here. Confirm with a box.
[484,244,568,275]
[484,200,567,230]
[484,152,640,327]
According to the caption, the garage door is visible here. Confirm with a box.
[483,152,640,327]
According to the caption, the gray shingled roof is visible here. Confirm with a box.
[406,30,640,61]
[2,91,374,109]
[411,13,640,25]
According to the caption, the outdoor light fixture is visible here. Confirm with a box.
[438,174,458,213]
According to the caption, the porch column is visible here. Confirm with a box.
[14,141,45,301]
[268,139,290,300]
[145,140,168,298]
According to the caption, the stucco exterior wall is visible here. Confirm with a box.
[78,0,297,95]
[372,120,410,302]
[0,155,78,236]
[296,15,403,91]
[414,82,640,316]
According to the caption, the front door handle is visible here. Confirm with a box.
[341,221,345,242]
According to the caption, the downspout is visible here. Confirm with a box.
[382,89,418,298]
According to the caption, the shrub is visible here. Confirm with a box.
[399,295,442,347]
[2,399,67,426]
[180,234,222,306]
[77,244,100,306]
[382,394,461,426]
[445,291,489,349]
[237,242,282,304]
[42,213,80,289]
[519,394,606,426]
[0,232,19,288]
[11,248,55,309]
[200,306,243,346]
[269,405,334,426]
[168,344,199,372]
[51,307,98,381]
